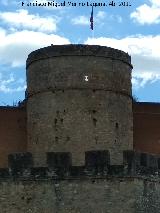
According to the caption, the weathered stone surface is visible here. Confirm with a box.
[27,55,132,95]
[0,178,160,213]
[26,45,133,166]
[27,91,133,166]
[26,44,132,68]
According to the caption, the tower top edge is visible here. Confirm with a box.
[26,44,132,68]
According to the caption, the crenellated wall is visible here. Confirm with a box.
[0,150,160,212]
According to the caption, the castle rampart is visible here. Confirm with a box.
[0,150,159,212]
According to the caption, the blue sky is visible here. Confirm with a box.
[0,0,160,105]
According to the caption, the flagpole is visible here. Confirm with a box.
[92,28,94,39]
[90,6,94,38]
[92,6,94,38]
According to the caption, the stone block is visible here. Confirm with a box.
[85,150,109,175]
[8,152,33,176]
[47,152,72,169]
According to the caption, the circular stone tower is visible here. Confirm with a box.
[26,45,133,166]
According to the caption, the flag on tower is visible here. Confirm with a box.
[90,6,93,30]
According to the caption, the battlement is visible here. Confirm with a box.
[26,44,132,68]
[0,150,159,180]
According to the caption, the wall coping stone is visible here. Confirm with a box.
[26,44,132,68]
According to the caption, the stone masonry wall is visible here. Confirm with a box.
[0,178,160,213]
[26,45,133,166]
[27,90,132,166]
[0,148,160,212]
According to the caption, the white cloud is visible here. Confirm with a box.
[0,28,6,39]
[85,35,160,89]
[0,9,58,33]
[71,12,106,26]
[132,73,160,89]
[71,11,121,28]
[95,12,122,26]
[0,29,70,67]
[0,73,26,93]
[117,15,122,23]
[95,11,108,27]
[85,35,160,58]
[71,16,89,25]
[96,11,106,20]
[130,0,160,24]
[150,0,160,7]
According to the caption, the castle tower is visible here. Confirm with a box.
[2,45,160,213]
[26,45,133,166]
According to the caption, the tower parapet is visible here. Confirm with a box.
[26,45,133,166]
[1,150,160,179]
